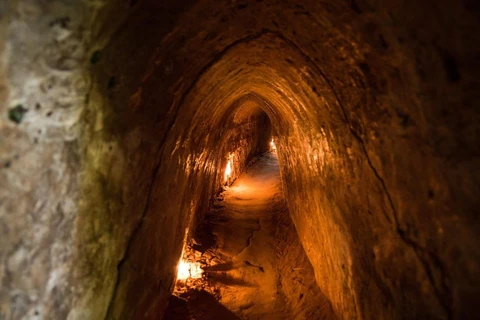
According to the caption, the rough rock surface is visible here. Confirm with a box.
[1,0,479,319]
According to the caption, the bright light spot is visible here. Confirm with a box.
[177,260,203,280]
[270,138,277,151]
[224,156,233,181]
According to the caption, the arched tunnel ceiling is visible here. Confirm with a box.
[1,0,479,319]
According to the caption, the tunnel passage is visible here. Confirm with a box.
[1,0,479,319]
[164,152,335,319]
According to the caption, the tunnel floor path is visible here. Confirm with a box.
[164,153,333,319]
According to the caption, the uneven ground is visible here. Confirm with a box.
[164,153,334,319]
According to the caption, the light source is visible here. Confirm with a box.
[270,138,276,151]
[224,154,233,182]
[176,259,203,280]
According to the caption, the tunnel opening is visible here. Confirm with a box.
[213,99,273,189]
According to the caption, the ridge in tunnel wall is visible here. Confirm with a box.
[1,0,479,319]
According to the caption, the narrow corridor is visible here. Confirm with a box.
[164,153,333,319]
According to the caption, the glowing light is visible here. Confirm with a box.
[177,260,203,280]
[224,156,233,181]
[270,138,277,151]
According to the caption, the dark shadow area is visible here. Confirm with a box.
[205,272,254,287]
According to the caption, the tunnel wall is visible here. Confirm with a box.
[1,0,479,319]
[270,194,335,319]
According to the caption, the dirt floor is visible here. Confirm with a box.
[164,153,334,319]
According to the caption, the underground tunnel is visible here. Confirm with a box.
[1,0,479,319]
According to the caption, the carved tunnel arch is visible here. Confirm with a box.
[152,32,360,317]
